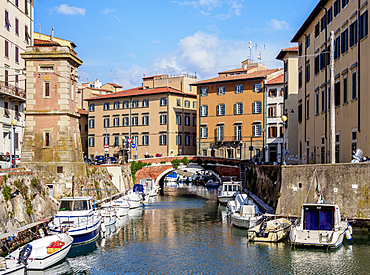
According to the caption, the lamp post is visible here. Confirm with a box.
[281,115,287,165]
[249,135,253,162]
[11,119,17,168]
[261,128,265,164]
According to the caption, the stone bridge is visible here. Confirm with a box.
[134,156,241,186]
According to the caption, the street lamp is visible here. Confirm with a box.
[281,115,287,165]
[11,119,17,168]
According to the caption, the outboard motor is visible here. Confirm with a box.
[351,149,364,163]
[17,244,32,265]
[258,221,267,237]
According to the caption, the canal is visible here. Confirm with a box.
[35,190,370,274]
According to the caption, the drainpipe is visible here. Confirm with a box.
[357,0,361,133]
[198,87,201,155]
[129,97,132,160]
[167,92,170,156]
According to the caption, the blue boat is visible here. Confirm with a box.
[48,197,101,245]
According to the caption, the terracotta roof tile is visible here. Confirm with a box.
[266,74,284,85]
[105,83,122,88]
[191,69,280,85]
[276,46,298,60]
[78,109,88,115]
[143,74,167,79]
[34,39,61,46]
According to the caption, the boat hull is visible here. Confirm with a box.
[49,221,101,245]
[0,264,25,275]
[290,228,345,249]
[217,196,233,205]
[248,228,290,242]
[231,214,258,229]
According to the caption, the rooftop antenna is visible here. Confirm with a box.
[37,23,41,37]
[248,41,253,60]
[110,69,113,83]
[51,27,54,41]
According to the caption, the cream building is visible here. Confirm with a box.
[85,74,198,161]
[0,0,33,158]
[292,0,369,163]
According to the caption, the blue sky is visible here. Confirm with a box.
[34,0,318,89]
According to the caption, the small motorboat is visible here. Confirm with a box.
[217,181,241,205]
[231,202,262,229]
[205,180,219,189]
[47,197,101,245]
[0,245,27,275]
[248,215,291,242]
[0,264,25,275]
[5,234,73,270]
[226,193,248,216]
[290,202,352,249]
[122,192,142,209]
[100,206,117,227]
[102,199,129,217]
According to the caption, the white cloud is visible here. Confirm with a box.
[266,19,291,31]
[113,65,147,89]
[127,53,137,58]
[153,39,163,44]
[173,0,242,17]
[54,4,86,16]
[102,8,115,14]
[107,36,113,39]
[112,15,122,21]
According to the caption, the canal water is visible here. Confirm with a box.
[34,192,370,275]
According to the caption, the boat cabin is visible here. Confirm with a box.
[220,182,241,193]
[59,197,93,212]
[302,203,340,231]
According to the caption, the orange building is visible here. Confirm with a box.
[191,59,282,161]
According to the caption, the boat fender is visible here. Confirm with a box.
[345,228,352,241]
[17,244,32,265]
[348,224,353,235]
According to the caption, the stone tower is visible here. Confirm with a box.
[21,39,85,198]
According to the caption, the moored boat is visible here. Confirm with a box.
[248,215,291,242]
[5,234,73,270]
[217,181,241,205]
[100,206,117,226]
[102,199,129,217]
[231,204,262,229]
[47,197,101,245]
[122,192,142,209]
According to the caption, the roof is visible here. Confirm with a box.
[291,0,329,42]
[219,66,257,74]
[105,83,122,88]
[84,87,112,92]
[266,74,284,85]
[34,39,61,47]
[85,86,196,101]
[143,74,167,79]
[78,108,88,115]
[276,46,298,60]
[34,32,77,49]
[191,69,280,86]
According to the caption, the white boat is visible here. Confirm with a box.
[217,181,241,205]
[102,199,129,217]
[290,202,352,249]
[47,197,101,245]
[226,193,249,216]
[231,204,262,229]
[5,234,73,270]
[100,206,117,226]
[122,192,142,209]
[248,216,291,242]
[140,178,160,197]
[0,262,24,275]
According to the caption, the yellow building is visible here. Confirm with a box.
[191,59,282,161]
[292,0,369,163]
[85,74,197,161]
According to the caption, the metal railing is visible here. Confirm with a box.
[0,81,26,99]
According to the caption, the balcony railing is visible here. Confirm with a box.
[0,81,26,99]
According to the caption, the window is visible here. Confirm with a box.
[269,126,278,138]
[143,99,149,107]
[184,100,190,107]
[104,118,110,128]
[342,0,348,8]
[25,25,30,44]
[113,117,119,127]
[5,40,9,58]
[44,82,50,97]
[316,92,319,115]
[305,33,310,49]
[327,6,333,24]
[200,105,208,117]
[176,114,181,125]
[185,135,190,146]
[217,104,225,116]
[235,84,243,94]
[321,15,326,32]
[359,10,368,40]
[104,102,110,110]
[315,22,320,38]
[123,101,129,109]
[299,71,302,88]
[193,101,197,108]
[343,77,348,104]
[123,116,129,126]
[5,10,10,30]
[25,0,28,15]
[177,99,181,107]
[320,49,326,70]
[327,45,331,65]
[200,126,208,138]
[88,118,95,128]
[350,20,358,47]
[233,125,242,141]
[321,90,325,112]
[305,63,310,82]
[176,135,182,145]
[253,124,262,137]
[193,116,197,126]
[335,81,340,106]
[269,89,277,97]
[234,103,243,115]
[341,29,348,54]
[114,102,120,109]
[160,134,167,145]
[193,135,197,146]
[160,97,167,106]
[298,103,302,123]
[284,61,288,72]
[351,129,357,153]
[132,116,138,126]
[217,86,225,95]
[142,115,149,125]
[89,137,95,147]
[133,136,138,147]
[334,36,340,59]
[306,98,310,119]
[89,104,95,112]
[298,43,302,56]
[315,55,320,74]
[185,115,190,126]
[15,18,19,36]
[200,87,208,96]
[217,125,224,141]
[15,0,19,7]
[352,72,357,99]
[132,100,138,108]
[335,134,340,163]
[142,135,149,146]
[252,101,262,114]
[268,105,276,118]
[160,114,167,125]
[45,132,50,147]
[334,0,340,17]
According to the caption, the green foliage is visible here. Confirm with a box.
[160,161,166,164]
[130,161,150,184]
[277,192,282,199]
[31,178,37,187]
[2,185,11,201]
[171,159,181,169]
[181,157,190,165]
[42,189,46,197]
[25,198,33,216]
[195,158,203,165]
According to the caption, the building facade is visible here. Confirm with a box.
[276,46,299,165]
[85,74,198,161]
[0,0,34,158]
[191,59,283,161]
[292,0,369,164]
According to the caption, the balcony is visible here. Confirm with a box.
[0,81,26,101]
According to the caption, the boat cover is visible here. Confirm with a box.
[133,184,144,193]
